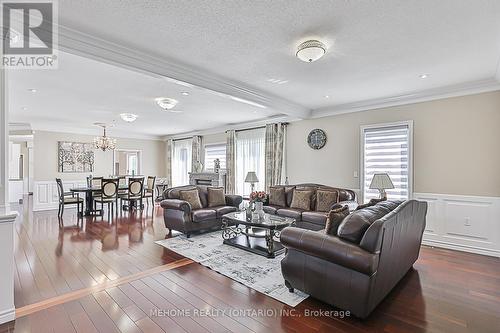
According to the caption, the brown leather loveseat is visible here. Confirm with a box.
[280,199,427,318]
[160,185,242,237]
[264,183,358,230]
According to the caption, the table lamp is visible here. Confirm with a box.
[369,173,394,199]
[244,171,259,193]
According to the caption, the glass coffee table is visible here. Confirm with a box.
[221,211,295,258]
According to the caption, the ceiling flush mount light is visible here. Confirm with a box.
[419,74,429,79]
[28,88,37,93]
[296,40,327,63]
[120,113,138,122]
[156,97,179,110]
[93,123,116,151]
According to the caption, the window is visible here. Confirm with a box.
[171,139,192,187]
[361,122,412,203]
[235,128,265,196]
[127,154,138,175]
[204,143,226,171]
[113,150,141,176]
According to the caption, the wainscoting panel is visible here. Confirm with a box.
[33,180,87,211]
[414,193,500,257]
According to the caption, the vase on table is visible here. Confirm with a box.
[254,201,265,220]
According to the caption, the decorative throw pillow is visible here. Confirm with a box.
[355,197,387,211]
[269,187,286,207]
[290,189,313,210]
[179,189,203,210]
[207,187,226,207]
[325,205,350,235]
[316,189,339,212]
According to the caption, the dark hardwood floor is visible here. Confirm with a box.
[1,197,499,333]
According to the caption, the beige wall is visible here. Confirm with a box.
[287,91,500,197]
[34,130,165,181]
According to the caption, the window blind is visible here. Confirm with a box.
[362,124,410,202]
[204,143,226,171]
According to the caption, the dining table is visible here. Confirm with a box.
[70,185,128,217]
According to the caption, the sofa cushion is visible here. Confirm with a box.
[277,208,304,220]
[192,209,216,222]
[337,201,400,243]
[290,189,313,210]
[269,187,286,207]
[211,205,237,217]
[207,187,226,207]
[355,197,386,211]
[316,189,339,212]
[325,205,350,235]
[301,211,328,226]
[263,205,281,215]
[179,189,203,210]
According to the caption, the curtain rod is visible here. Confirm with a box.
[227,122,289,134]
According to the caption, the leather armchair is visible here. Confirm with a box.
[160,185,242,237]
[280,200,427,318]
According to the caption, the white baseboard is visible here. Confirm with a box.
[414,192,500,257]
[0,307,14,325]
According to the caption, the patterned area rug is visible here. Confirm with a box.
[155,231,309,307]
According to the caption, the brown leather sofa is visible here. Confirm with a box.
[280,199,427,318]
[160,185,242,237]
[264,183,358,231]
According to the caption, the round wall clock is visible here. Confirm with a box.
[307,129,327,150]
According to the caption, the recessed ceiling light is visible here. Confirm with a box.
[181,91,190,96]
[21,107,28,111]
[155,97,179,110]
[325,95,330,98]
[120,113,138,122]
[419,74,429,79]
[296,40,327,63]
[28,88,37,93]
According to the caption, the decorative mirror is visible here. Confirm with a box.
[307,129,327,150]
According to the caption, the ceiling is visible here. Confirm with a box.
[9,0,500,138]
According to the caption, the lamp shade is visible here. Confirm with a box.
[244,171,259,183]
[369,173,394,190]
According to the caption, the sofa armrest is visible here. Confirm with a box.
[280,227,379,275]
[338,200,358,212]
[160,199,191,213]
[225,194,242,207]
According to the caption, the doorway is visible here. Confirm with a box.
[113,149,142,176]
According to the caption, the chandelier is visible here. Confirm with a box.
[93,123,116,151]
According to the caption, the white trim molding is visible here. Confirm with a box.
[313,78,500,118]
[414,192,500,257]
[0,212,17,325]
[33,180,87,211]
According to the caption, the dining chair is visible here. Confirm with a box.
[143,176,156,207]
[88,177,103,209]
[56,178,83,218]
[93,178,118,220]
[119,177,144,211]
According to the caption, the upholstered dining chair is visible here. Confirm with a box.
[56,178,83,218]
[119,177,144,211]
[93,178,119,220]
[143,176,156,207]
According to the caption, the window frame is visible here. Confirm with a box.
[359,120,414,203]
[203,142,226,172]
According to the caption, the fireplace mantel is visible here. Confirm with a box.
[189,172,226,189]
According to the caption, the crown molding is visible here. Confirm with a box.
[161,115,291,141]
[312,78,500,118]
[56,24,311,119]
[31,124,162,141]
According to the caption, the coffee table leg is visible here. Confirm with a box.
[265,229,274,254]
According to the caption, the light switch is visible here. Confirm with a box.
[353,171,358,178]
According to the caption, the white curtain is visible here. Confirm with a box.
[171,138,192,187]
[235,128,266,196]
[165,139,173,186]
